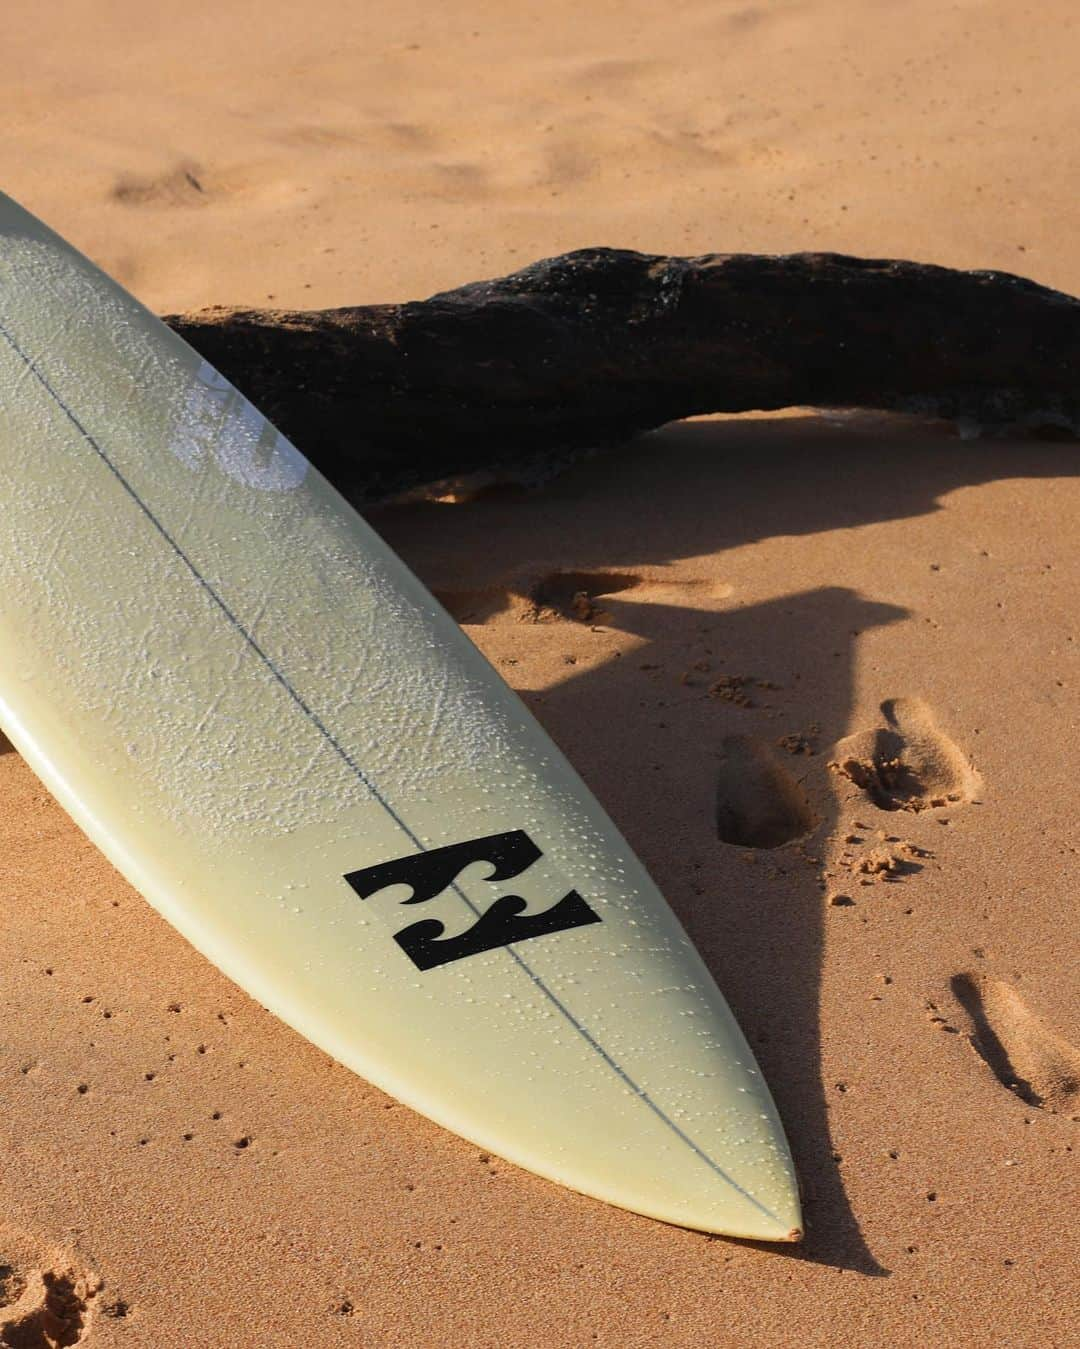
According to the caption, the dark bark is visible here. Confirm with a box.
[164,249,1080,501]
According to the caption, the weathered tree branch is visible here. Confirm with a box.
[164,249,1080,501]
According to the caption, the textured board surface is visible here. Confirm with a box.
[0,193,800,1240]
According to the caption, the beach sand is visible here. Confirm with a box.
[2,2,1078,1344]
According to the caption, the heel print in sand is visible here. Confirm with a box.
[952,975,1080,1116]
[830,697,979,812]
[715,734,816,848]
[0,1226,101,1347]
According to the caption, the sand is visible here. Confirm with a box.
[2,2,1078,1344]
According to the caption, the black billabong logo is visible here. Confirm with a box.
[343,829,601,971]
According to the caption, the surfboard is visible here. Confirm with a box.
[0,192,801,1241]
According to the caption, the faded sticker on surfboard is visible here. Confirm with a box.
[171,361,309,492]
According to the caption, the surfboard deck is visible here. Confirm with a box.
[0,192,801,1241]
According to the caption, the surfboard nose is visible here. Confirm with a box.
[418,1033,804,1243]
[671,1174,803,1243]
[571,1127,803,1242]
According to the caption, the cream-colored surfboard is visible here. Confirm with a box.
[0,192,800,1241]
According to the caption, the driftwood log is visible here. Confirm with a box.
[164,250,1080,501]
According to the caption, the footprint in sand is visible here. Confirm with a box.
[522,570,642,623]
[274,123,362,150]
[434,568,642,626]
[715,734,816,849]
[0,1225,100,1347]
[829,697,980,812]
[111,162,210,208]
[110,160,304,211]
[951,975,1080,1116]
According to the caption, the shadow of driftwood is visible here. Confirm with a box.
[363,413,1078,1276]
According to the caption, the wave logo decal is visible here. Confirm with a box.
[344,830,601,970]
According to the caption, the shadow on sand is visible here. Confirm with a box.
[364,412,1078,1277]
